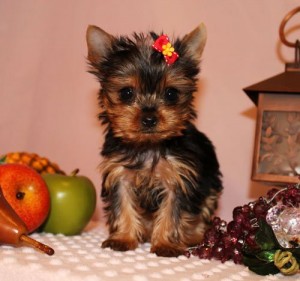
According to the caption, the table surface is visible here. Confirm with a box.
[0,222,299,281]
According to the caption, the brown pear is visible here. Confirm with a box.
[0,186,54,255]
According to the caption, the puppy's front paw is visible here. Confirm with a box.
[151,244,185,257]
[101,238,138,252]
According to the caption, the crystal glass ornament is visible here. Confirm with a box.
[266,204,300,248]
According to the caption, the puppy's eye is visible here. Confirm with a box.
[119,87,134,103]
[164,87,179,103]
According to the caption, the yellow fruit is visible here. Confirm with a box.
[2,152,65,175]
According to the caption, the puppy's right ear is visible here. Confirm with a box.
[86,25,113,64]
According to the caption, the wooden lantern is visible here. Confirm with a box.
[244,7,300,184]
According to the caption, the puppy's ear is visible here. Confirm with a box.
[86,25,113,64]
[182,23,207,62]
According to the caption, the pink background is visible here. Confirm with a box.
[0,0,299,221]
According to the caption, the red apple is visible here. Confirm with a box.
[0,163,50,233]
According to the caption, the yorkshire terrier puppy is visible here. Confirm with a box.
[86,24,222,257]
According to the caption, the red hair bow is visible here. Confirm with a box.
[152,35,179,65]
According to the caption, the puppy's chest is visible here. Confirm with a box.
[126,155,178,191]
[125,155,180,211]
[102,150,196,207]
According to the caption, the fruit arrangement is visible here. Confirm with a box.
[0,151,97,254]
[186,182,300,276]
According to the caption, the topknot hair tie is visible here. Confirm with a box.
[152,35,179,65]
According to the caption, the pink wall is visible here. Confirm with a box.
[0,0,299,221]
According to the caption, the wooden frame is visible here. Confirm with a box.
[252,93,300,183]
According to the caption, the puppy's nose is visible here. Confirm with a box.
[141,115,158,128]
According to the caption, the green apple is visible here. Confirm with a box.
[40,170,97,235]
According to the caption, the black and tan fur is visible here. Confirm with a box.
[86,24,222,257]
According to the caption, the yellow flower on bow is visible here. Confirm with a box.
[162,43,175,57]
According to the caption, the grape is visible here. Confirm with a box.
[244,232,259,250]
[266,188,280,202]
[187,182,300,264]
[198,246,212,259]
[232,248,243,264]
[253,201,268,219]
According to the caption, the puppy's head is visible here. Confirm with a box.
[86,24,206,144]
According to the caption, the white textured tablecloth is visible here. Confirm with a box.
[0,222,299,281]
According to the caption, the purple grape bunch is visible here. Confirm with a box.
[187,183,300,264]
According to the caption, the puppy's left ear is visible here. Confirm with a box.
[183,23,207,62]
